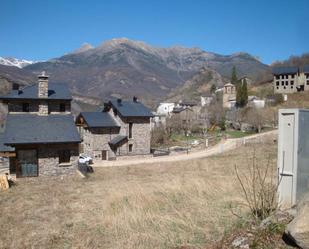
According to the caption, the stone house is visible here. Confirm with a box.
[76,97,153,161]
[273,65,309,94]
[222,83,236,109]
[0,72,80,177]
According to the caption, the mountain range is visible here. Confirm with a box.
[0,38,272,108]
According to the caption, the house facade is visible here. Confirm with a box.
[222,83,236,109]
[273,65,309,94]
[0,72,80,177]
[76,97,153,161]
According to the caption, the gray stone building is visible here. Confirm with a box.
[273,65,309,94]
[76,97,153,161]
[0,72,80,177]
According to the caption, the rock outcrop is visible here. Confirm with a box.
[286,194,309,249]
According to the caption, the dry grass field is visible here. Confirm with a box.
[0,139,277,249]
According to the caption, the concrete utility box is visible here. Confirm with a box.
[278,109,309,208]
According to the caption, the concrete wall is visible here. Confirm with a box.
[274,73,298,94]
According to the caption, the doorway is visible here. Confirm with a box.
[17,149,38,177]
[102,150,108,160]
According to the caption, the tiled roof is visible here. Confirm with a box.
[0,83,72,100]
[108,100,154,118]
[79,112,120,128]
[3,114,81,145]
[272,66,299,75]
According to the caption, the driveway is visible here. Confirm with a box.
[92,130,277,168]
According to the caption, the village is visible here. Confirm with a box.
[1,1,309,248]
[0,66,296,178]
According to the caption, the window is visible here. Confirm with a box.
[286,81,288,86]
[307,80,309,85]
[129,144,133,152]
[284,86,286,89]
[281,81,284,86]
[291,74,295,79]
[291,81,294,85]
[129,123,133,138]
[291,86,293,89]
[286,75,289,79]
[59,150,70,164]
[276,81,279,86]
[276,75,280,80]
[59,103,66,112]
[22,103,30,112]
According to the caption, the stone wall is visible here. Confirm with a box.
[15,143,79,177]
[81,127,119,160]
[38,101,48,115]
[108,109,151,155]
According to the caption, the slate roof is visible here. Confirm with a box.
[179,101,197,107]
[108,135,128,146]
[272,66,299,75]
[108,100,154,118]
[0,133,15,152]
[80,112,120,128]
[0,83,72,100]
[303,65,309,74]
[3,114,81,145]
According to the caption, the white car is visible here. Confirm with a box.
[78,155,93,164]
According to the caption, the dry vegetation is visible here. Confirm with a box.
[0,139,277,249]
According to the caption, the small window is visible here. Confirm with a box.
[284,86,286,89]
[291,86,293,89]
[307,80,309,85]
[291,74,295,79]
[291,81,294,85]
[276,86,279,89]
[59,103,66,112]
[22,103,30,112]
[129,144,133,152]
[276,81,279,86]
[59,150,70,164]
[286,81,289,86]
[129,123,133,138]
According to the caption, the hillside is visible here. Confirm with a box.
[20,38,270,106]
[167,67,225,102]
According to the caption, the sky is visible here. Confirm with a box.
[0,0,308,64]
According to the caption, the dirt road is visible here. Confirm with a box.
[92,130,277,168]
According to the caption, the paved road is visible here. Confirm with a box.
[92,130,277,168]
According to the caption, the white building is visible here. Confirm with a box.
[156,103,175,116]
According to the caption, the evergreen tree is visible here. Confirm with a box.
[231,66,238,85]
[210,84,216,93]
[241,78,248,107]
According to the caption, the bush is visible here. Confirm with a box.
[151,127,169,147]
[234,150,277,221]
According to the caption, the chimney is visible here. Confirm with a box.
[133,96,138,103]
[38,71,49,98]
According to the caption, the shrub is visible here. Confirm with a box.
[234,150,277,221]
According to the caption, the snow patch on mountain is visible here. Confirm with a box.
[0,57,36,68]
